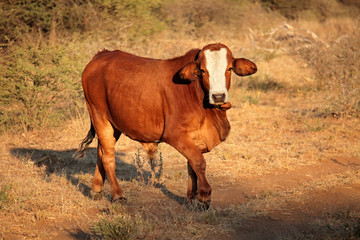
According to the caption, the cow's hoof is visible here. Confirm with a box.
[112,197,127,205]
[198,200,210,211]
[91,190,103,200]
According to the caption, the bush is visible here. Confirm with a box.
[0,40,85,131]
[118,0,166,41]
[299,35,360,115]
[260,0,359,20]
[0,184,12,210]
[92,214,143,240]
[160,0,256,36]
[0,0,166,46]
[0,0,99,46]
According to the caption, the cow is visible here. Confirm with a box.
[75,43,257,209]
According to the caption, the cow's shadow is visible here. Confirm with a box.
[10,147,186,206]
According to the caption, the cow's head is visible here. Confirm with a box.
[180,43,257,109]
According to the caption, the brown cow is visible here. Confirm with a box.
[75,43,257,208]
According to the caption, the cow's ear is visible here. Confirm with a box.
[232,58,257,76]
[179,62,200,81]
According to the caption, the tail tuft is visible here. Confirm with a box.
[74,123,96,159]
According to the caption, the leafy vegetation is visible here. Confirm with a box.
[0,0,91,45]
[0,0,168,46]
[92,214,143,240]
[0,40,85,131]
[0,184,12,210]
[260,0,358,20]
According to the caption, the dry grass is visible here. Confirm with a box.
[1,5,360,239]
[2,72,360,239]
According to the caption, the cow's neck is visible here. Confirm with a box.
[193,77,230,142]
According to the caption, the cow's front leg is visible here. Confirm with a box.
[187,161,198,202]
[189,155,211,206]
[166,136,212,208]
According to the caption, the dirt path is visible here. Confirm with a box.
[213,156,360,205]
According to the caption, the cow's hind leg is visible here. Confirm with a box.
[141,142,158,171]
[92,121,125,202]
[92,129,121,200]
[141,142,158,160]
[91,141,105,200]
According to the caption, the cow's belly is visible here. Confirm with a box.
[107,101,165,142]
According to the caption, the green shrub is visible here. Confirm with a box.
[260,0,359,20]
[0,184,12,210]
[0,0,99,46]
[0,0,167,46]
[0,40,84,131]
[260,0,311,19]
[115,0,166,41]
[92,214,142,240]
[160,0,254,36]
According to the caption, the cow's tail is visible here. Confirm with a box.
[74,123,96,159]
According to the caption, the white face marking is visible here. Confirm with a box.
[204,48,229,104]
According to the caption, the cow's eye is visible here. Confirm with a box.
[200,69,205,73]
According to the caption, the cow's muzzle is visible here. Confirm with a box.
[209,90,229,106]
[212,93,225,104]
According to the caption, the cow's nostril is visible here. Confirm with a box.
[212,93,226,103]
